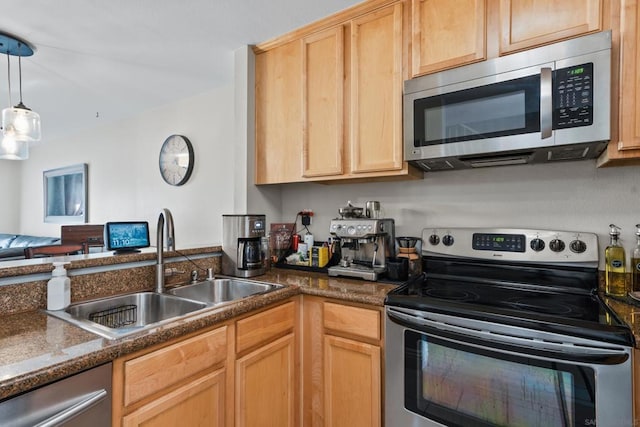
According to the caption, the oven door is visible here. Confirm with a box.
[385,306,633,427]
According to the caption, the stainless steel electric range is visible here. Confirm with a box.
[385,227,634,427]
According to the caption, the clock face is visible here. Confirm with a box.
[159,135,194,186]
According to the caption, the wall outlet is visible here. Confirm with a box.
[302,214,312,226]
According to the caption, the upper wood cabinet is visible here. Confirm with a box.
[599,0,640,165]
[255,40,303,184]
[410,0,603,78]
[499,0,602,54]
[255,0,422,184]
[411,0,486,76]
[302,27,345,178]
[350,3,404,174]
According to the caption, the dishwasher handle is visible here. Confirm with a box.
[35,389,107,427]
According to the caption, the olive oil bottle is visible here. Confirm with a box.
[631,224,640,292]
[605,224,627,296]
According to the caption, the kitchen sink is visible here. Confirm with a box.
[168,278,282,305]
[47,292,208,340]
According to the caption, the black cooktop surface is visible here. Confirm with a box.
[385,256,634,346]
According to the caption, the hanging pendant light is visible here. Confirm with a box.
[0,31,40,161]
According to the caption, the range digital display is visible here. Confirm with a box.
[472,233,525,252]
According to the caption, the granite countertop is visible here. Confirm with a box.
[0,268,397,401]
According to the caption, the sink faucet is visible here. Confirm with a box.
[156,208,175,293]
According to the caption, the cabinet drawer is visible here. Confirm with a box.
[323,302,380,341]
[236,301,295,354]
[123,326,227,407]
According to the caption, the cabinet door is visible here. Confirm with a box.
[302,26,345,177]
[618,0,640,151]
[255,40,304,184]
[499,0,602,54]
[236,333,296,427]
[324,335,381,427]
[350,3,404,173]
[122,368,225,427]
[411,0,486,76]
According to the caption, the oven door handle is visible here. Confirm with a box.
[387,308,630,365]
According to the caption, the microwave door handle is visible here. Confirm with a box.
[540,67,553,139]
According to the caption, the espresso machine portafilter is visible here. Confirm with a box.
[222,214,266,278]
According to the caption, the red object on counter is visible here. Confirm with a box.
[292,234,300,251]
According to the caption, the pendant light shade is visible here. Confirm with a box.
[0,31,40,160]
[2,102,41,142]
[0,132,28,160]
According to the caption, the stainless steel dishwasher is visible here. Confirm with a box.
[0,362,111,427]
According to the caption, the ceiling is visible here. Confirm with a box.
[1,0,359,142]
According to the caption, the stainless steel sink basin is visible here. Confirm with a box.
[47,292,208,340]
[169,278,281,305]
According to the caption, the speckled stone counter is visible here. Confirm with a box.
[602,295,640,346]
[0,267,397,401]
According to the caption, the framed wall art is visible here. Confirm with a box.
[43,163,88,223]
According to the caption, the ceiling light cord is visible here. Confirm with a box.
[17,47,23,105]
[5,53,11,108]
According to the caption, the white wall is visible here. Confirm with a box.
[17,86,237,247]
[280,160,640,268]
[0,160,21,233]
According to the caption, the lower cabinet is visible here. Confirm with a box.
[236,334,296,426]
[122,368,226,427]
[235,301,298,427]
[112,325,230,427]
[302,296,383,427]
[112,298,298,427]
[112,296,381,426]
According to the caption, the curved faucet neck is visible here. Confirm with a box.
[156,208,175,293]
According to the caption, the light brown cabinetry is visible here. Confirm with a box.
[598,0,640,165]
[411,0,486,76]
[255,0,422,184]
[302,296,383,427]
[112,298,299,427]
[113,326,230,427]
[498,0,602,55]
[410,0,603,78]
[255,41,303,184]
[235,301,298,427]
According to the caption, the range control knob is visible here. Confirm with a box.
[549,239,565,252]
[570,239,587,253]
[442,234,454,247]
[429,234,440,245]
[530,238,545,252]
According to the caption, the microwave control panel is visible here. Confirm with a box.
[553,62,593,129]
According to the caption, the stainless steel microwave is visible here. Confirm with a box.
[404,31,611,171]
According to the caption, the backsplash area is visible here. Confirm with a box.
[280,160,640,270]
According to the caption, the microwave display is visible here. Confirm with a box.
[554,63,593,129]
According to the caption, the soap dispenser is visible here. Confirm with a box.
[605,224,627,297]
[632,224,640,292]
[47,262,71,310]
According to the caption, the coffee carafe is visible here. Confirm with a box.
[222,214,266,278]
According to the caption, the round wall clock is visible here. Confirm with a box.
[159,134,194,186]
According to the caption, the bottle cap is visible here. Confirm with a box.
[609,224,621,236]
[52,262,69,276]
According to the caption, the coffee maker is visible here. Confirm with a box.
[222,214,266,278]
[328,218,395,281]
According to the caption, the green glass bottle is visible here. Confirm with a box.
[605,224,627,297]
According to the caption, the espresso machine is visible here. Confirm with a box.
[222,214,266,278]
[328,218,395,281]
